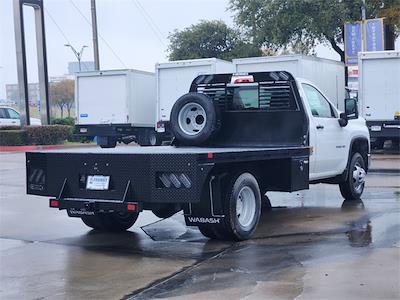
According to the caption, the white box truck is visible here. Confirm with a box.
[233,55,346,110]
[155,58,232,132]
[358,51,400,149]
[75,69,167,147]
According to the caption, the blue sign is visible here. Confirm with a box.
[365,19,384,51]
[345,22,362,66]
[80,113,88,118]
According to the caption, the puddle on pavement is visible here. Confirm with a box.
[140,200,371,247]
[129,242,305,300]
[127,198,400,300]
[141,213,204,242]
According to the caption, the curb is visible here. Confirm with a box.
[369,169,400,174]
[0,144,96,152]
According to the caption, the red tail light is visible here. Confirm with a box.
[127,203,137,211]
[50,199,59,208]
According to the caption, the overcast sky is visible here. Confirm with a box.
[1,0,398,99]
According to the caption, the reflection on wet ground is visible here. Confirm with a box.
[1,153,399,300]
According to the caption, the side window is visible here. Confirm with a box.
[0,108,7,119]
[302,84,335,118]
[7,108,20,119]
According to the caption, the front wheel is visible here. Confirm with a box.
[81,212,139,232]
[339,152,366,200]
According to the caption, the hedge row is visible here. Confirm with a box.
[0,125,72,146]
[0,130,27,146]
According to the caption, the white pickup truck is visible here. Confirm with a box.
[26,71,370,241]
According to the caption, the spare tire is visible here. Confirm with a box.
[170,93,220,145]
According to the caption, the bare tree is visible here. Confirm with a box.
[50,80,74,118]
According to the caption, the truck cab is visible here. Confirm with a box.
[297,78,369,181]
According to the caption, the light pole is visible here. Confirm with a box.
[64,44,88,72]
[91,0,100,70]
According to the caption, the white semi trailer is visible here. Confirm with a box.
[75,69,167,148]
[358,51,400,149]
[233,55,346,110]
[155,58,233,133]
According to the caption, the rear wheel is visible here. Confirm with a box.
[81,212,139,232]
[339,152,366,200]
[198,172,261,241]
[197,225,221,239]
[98,136,117,148]
[372,138,385,150]
[139,130,160,146]
[152,204,181,218]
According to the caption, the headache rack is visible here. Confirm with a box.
[192,71,299,113]
[190,71,309,148]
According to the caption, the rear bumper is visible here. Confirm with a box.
[367,120,400,139]
[49,198,141,216]
[75,124,140,137]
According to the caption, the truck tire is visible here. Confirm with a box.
[170,93,220,146]
[214,172,262,241]
[197,225,221,239]
[372,138,385,150]
[98,136,117,148]
[81,212,139,232]
[339,152,366,200]
[139,130,160,146]
[152,204,181,218]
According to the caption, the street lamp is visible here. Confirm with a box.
[64,44,88,72]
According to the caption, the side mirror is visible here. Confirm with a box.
[338,112,348,127]
[345,98,359,119]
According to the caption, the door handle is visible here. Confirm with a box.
[316,125,324,130]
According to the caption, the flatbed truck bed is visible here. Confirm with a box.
[26,145,309,237]
[27,145,309,202]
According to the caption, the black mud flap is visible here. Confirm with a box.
[184,174,227,227]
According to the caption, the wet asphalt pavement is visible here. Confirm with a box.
[0,152,399,300]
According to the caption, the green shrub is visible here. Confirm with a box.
[52,117,75,126]
[0,125,21,131]
[0,130,27,146]
[26,125,72,145]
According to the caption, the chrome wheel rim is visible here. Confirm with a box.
[352,162,366,193]
[177,102,207,136]
[236,186,256,230]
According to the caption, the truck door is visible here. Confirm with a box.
[302,83,347,178]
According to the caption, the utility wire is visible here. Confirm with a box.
[134,0,166,44]
[135,0,165,42]
[44,8,71,44]
[69,0,128,68]
[45,8,90,73]
[129,0,166,46]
